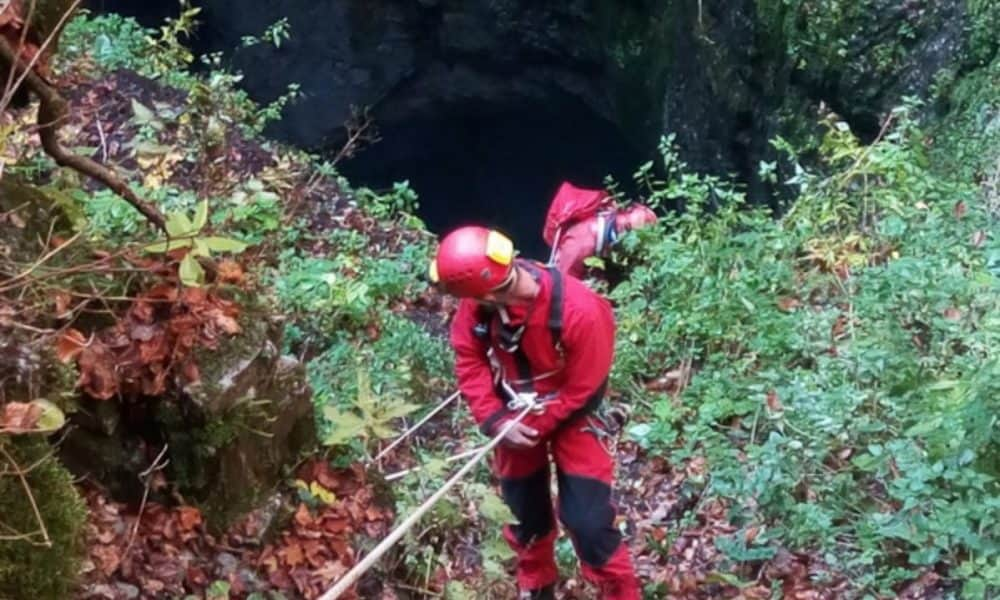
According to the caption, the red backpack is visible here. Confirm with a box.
[542,181,616,248]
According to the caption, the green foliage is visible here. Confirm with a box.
[309,313,451,451]
[0,438,88,600]
[355,181,421,222]
[966,0,1000,67]
[212,179,283,244]
[322,368,420,448]
[240,18,292,49]
[58,5,200,84]
[612,106,999,595]
[930,54,1000,184]
[58,10,153,73]
[144,199,249,286]
[273,228,434,344]
[60,10,301,139]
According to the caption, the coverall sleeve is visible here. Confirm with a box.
[554,221,596,279]
[525,293,615,437]
[450,303,507,434]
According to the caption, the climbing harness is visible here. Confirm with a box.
[580,413,618,457]
[499,377,552,413]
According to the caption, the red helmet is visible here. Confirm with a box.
[429,226,515,297]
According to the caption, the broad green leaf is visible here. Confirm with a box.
[323,408,365,446]
[144,238,193,253]
[444,581,474,600]
[370,422,395,439]
[166,211,194,237]
[32,399,66,432]
[192,199,209,231]
[192,238,210,258]
[202,236,248,253]
[179,253,205,287]
[354,370,376,415]
[479,489,515,524]
[380,402,420,420]
[905,416,943,438]
[133,140,172,156]
[130,99,156,124]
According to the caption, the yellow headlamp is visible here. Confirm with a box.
[485,230,513,266]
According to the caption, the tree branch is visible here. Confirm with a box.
[0,37,167,232]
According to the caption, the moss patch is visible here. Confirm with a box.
[0,437,87,600]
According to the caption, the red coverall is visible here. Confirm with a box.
[553,213,616,278]
[450,261,640,599]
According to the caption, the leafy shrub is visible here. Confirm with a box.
[613,106,999,595]
[309,313,452,451]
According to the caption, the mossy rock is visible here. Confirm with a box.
[0,436,87,600]
[0,179,79,265]
[157,291,316,531]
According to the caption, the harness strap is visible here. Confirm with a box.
[546,265,563,352]
[473,264,567,431]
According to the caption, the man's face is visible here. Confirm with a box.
[622,206,657,232]
[475,267,522,306]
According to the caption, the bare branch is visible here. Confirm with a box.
[0,441,51,547]
[0,35,168,231]
[122,443,169,561]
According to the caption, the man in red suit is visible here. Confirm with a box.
[429,226,641,600]
[544,182,658,278]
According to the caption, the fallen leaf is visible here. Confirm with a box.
[280,542,305,568]
[77,344,119,400]
[953,201,967,219]
[943,307,962,321]
[830,314,849,340]
[777,296,801,312]
[216,259,245,285]
[294,504,313,528]
[53,291,73,316]
[56,328,88,363]
[213,312,241,335]
[177,506,202,532]
[971,230,986,247]
[1,402,43,431]
[181,360,200,384]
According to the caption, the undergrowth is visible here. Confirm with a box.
[612,102,999,597]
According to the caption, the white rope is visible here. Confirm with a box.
[317,404,534,600]
[382,446,482,482]
[372,391,460,464]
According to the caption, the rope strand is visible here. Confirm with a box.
[318,404,533,599]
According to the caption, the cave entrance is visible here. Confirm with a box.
[337,97,644,260]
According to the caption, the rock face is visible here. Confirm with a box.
[94,0,975,219]
[59,302,316,530]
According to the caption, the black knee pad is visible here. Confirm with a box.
[501,468,555,545]
[557,471,621,566]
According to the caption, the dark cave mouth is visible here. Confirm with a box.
[336,101,645,260]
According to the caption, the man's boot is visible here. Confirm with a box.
[518,584,555,600]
